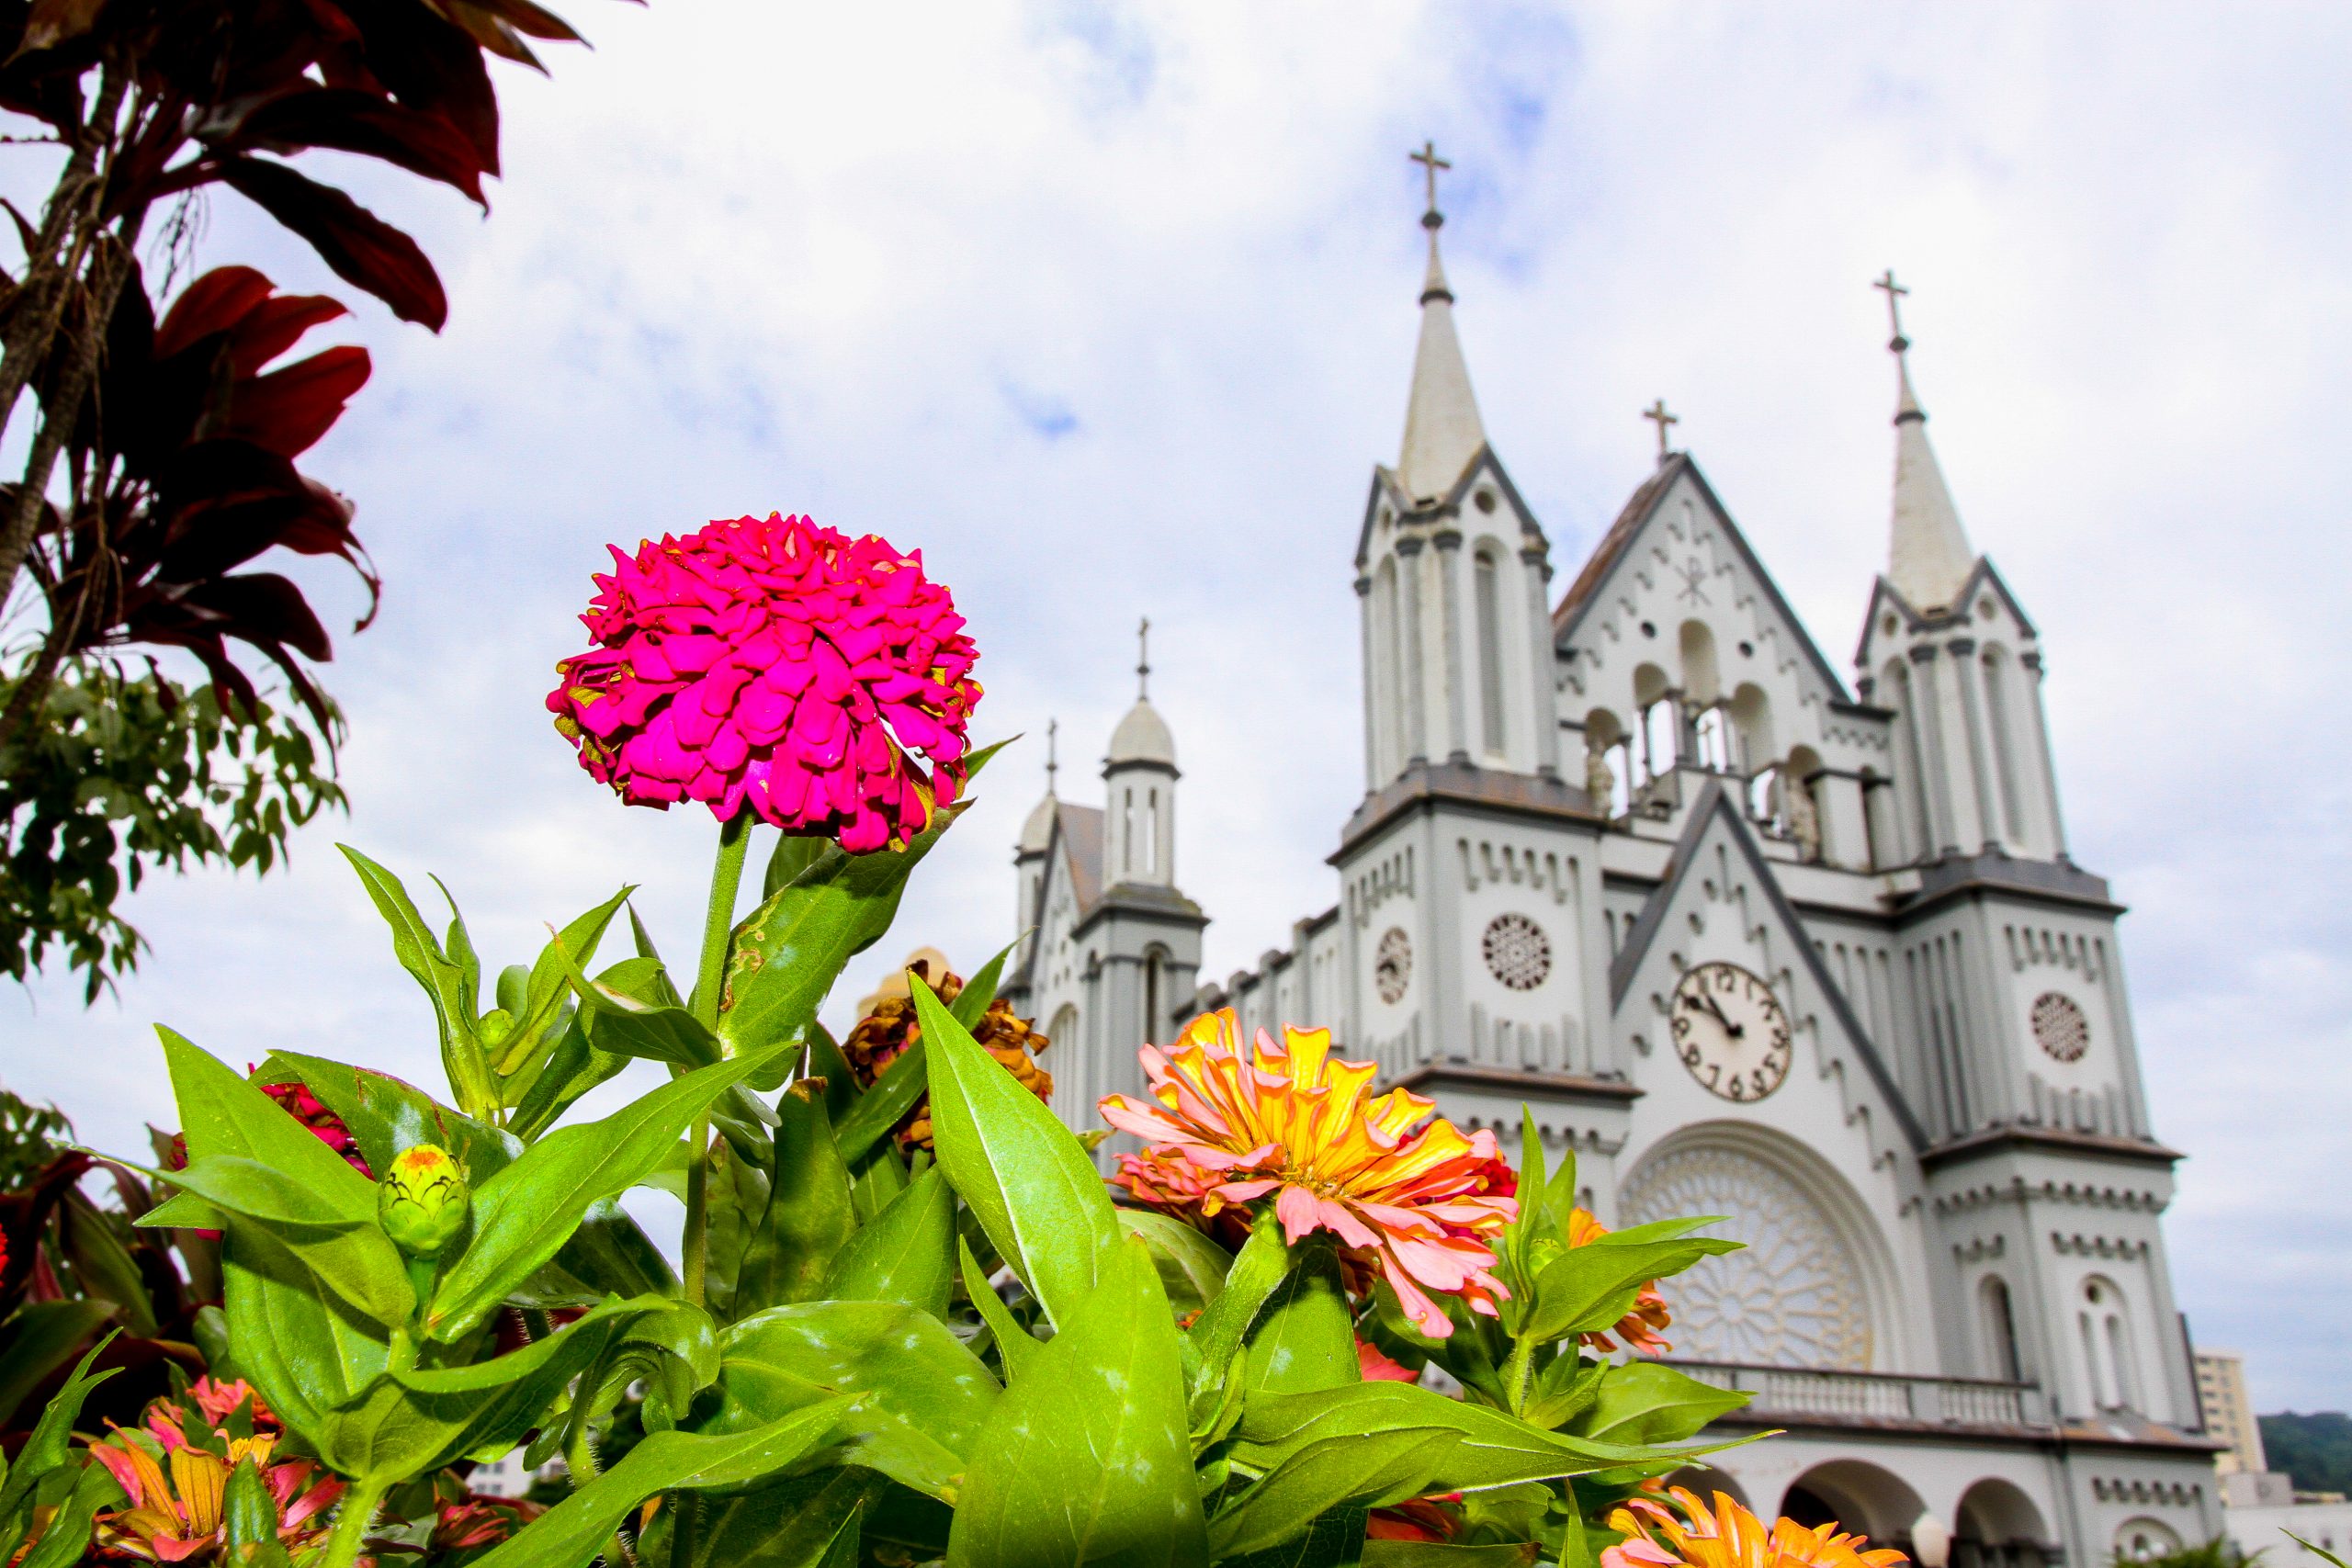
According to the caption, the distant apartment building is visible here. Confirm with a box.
[2196,1350,2266,1475]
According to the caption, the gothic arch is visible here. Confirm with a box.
[1371,557,1401,780]
[1679,620,1722,706]
[1977,642,2027,848]
[1618,1121,1908,1371]
[1473,536,1515,761]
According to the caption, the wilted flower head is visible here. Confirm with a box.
[92,1429,341,1562]
[843,956,1052,1151]
[548,513,982,853]
[434,1494,546,1559]
[1568,1205,1676,1355]
[379,1143,469,1258]
[1100,1010,1517,1337]
[1605,1488,1907,1568]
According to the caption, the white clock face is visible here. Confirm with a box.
[1669,962,1792,1102]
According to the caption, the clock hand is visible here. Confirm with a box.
[1696,988,1745,1038]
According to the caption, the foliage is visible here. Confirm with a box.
[2264,1412,2352,1498]
[0,0,604,997]
[0,527,1821,1567]
[0,660,341,995]
[2116,1539,2265,1568]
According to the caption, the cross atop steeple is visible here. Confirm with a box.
[1045,717,1058,795]
[1874,268,1911,352]
[1410,139,1451,228]
[1642,398,1679,465]
[1136,616,1151,700]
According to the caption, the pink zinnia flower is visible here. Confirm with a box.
[548,513,982,853]
[1100,1010,1517,1337]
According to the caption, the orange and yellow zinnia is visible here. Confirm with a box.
[1604,1488,1908,1568]
[90,1430,342,1562]
[1100,1010,1517,1337]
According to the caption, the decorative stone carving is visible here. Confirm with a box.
[2031,991,2090,1063]
[1482,913,1552,991]
[1620,1145,1872,1370]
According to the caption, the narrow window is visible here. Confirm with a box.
[1146,788,1159,875]
[1145,951,1163,1040]
[1983,1278,2022,1381]
[1122,787,1136,874]
[1981,650,2024,845]
[1476,552,1507,754]
[2106,1313,2137,1410]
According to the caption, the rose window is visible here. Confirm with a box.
[1482,913,1552,991]
[2030,991,2089,1063]
[1374,927,1412,1006]
[1619,1145,1872,1370]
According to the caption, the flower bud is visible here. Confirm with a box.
[378,1145,469,1258]
[478,1009,515,1049]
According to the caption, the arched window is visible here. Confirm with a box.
[1144,787,1159,876]
[1121,786,1136,874]
[1475,549,1508,756]
[1980,1276,2022,1381]
[1143,946,1168,1042]
[1729,684,1773,774]
[1373,558,1401,777]
[1633,663,1676,785]
[1886,660,1931,862]
[1693,705,1734,772]
[1679,620,1721,707]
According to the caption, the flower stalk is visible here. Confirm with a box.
[683,809,752,1308]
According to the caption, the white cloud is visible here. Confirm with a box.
[6,0,2347,1409]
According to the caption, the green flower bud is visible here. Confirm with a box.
[478,1009,515,1049]
[378,1144,469,1258]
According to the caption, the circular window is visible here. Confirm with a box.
[1619,1145,1873,1369]
[2030,991,2090,1063]
[1482,913,1552,991]
[1374,927,1412,1006]
[1475,489,1498,513]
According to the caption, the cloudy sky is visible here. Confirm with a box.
[6,4,2347,1410]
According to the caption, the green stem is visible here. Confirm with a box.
[318,1475,390,1568]
[1183,1207,1292,1404]
[683,812,752,1310]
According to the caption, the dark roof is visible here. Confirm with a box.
[1057,802,1103,912]
[1551,454,1854,704]
[1553,455,1684,635]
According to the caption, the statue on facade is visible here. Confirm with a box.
[1783,773,1821,860]
[1586,742,1618,818]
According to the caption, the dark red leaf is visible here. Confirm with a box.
[154,267,277,357]
[216,157,447,330]
[13,0,107,58]
[225,344,370,457]
[181,572,334,662]
[222,86,489,207]
[329,0,500,176]
[218,292,351,378]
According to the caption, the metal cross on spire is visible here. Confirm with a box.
[1045,716,1058,795]
[1642,398,1679,464]
[1136,616,1151,701]
[1874,268,1911,353]
[1409,139,1451,226]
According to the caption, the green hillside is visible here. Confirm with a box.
[2262,1413,2352,1495]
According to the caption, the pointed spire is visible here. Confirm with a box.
[1135,616,1150,700]
[1397,141,1487,502]
[1875,270,1975,611]
[1045,717,1058,796]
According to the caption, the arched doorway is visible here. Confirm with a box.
[1955,1478,2052,1568]
[2113,1518,2182,1562]
[1780,1460,1926,1548]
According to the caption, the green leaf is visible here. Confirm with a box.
[1186,1207,1291,1405]
[912,976,1118,1330]
[311,1297,666,1481]
[676,1470,878,1568]
[707,1300,1002,1503]
[507,886,636,1070]
[823,1166,954,1318]
[947,937,1020,1030]
[1223,1506,1370,1568]
[56,1192,157,1337]
[541,933,720,1071]
[715,781,989,1061]
[16,1457,122,1568]
[1572,1361,1749,1447]
[1215,1383,1714,1560]
[734,1081,856,1309]
[222,1456,281,1558]
[957,1235,1039,1383]
[761,831,831,902]
[426,1046,787,1340]
[831,1040,924,1165]
[1116,1209,1233,1316]
[254,1050,516,1184]
[949,1236,1206,1567]
[466,1402,857,1568]
[339,846,491,1113]
[506,1015,628,1144]
[1243,1236,1359,1397]
[217,1225,390,1436]
[146,1155,413,1326]
[0,1334,117,1525]
[1521,1235,1738,1346]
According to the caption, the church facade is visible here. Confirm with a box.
[1001,175,2219,1568]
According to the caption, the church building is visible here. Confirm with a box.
[1001,153,2220,1567]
